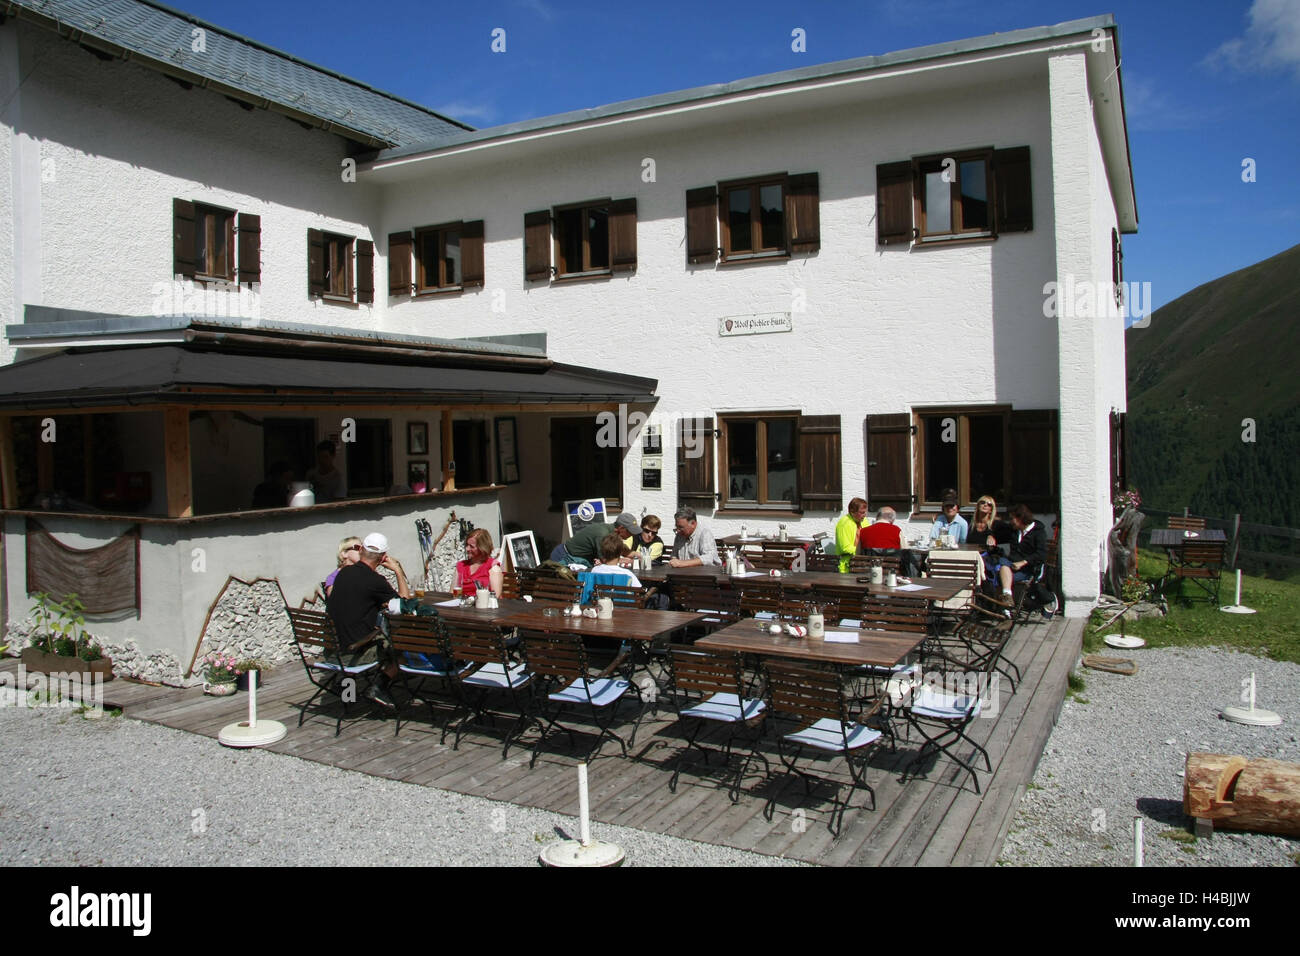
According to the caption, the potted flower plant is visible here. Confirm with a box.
[202,653,239,696]
[21,592,114,680]
[234,658,269,691]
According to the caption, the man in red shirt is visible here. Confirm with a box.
[859,507,903,550]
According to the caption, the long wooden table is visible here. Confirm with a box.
[697,620,925,668]
[493,607,707,643]
[636,567,966,602]
[1150,528,1226,547]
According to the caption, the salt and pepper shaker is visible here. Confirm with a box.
[887,569,898,588]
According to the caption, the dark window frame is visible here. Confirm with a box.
[912,405,1011,510]
[914,148,994,242]
[323,232,355,299]
[718,174,789,262]
[552,199,612,279]
[718,410,801,511]
[193,202,237,282]
[414,221,464,294]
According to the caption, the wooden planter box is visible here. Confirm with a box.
[21,647,116,681]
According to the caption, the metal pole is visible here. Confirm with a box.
[1230,514,1241,568]
[1133,817,1143,867]
[248,670,258,726]
[578,763,591,847]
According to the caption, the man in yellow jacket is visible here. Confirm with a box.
[835,497,869,572]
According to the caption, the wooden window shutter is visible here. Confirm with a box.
[356,239,374,303]
[875,162,915,245]
[609,198,637,272]
[236,213,260,286]
[786,172,820,253]
[1009,409,1058,511]
[798,414,841,510]
[993,146,1033,233]
[685,187,718,264]
[676,417,716,505]
[524,210,551,281]
[388,231,413,295]
[307,229,325,297]
[173,199,197,279]
[461,220,485,288]
[1109,410,1127,493]
[865,413,912,510]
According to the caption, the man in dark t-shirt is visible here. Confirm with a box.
[326,531,410,710]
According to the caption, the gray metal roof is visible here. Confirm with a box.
[4,0,472,147]
[0,344,659,409]
[372,15,1118,162]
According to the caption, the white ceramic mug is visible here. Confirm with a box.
[597,597,614,620]
[808,612,824,638]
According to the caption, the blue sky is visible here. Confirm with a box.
[176,0,1300,313]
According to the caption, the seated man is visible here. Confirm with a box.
[929,497,968,544]
[326,531,411,710]
[858,507,903,551]
[550,512,640,568]
[983,504,1054,615]
[669,506,721,567]
[835,497,869,572]
[579,533,643,603]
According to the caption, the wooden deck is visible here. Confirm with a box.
[4,614,1082,865]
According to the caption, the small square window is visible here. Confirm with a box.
[720,177,787,260]
[719,413,799,508]
[917,150,993,240]
[554,202,612,277]
[324,233,354,297]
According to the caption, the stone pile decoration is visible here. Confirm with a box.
[185,576,294,685]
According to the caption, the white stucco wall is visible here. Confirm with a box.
[370,74,1061,543]
[0,21,381,352]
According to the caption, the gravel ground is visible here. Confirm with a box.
[1000,646,1300,867]
[0,706,802,867]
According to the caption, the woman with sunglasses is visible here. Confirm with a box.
[324,535,363,596]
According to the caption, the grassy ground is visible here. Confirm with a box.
[1086,552,1300,664]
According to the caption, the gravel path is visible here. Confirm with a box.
[1000,646,1300,867]
[0,706,802,867]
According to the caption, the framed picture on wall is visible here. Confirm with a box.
[407,460,429,493]
[503,530,539,572]
[407,421,428,456]
[495,416,520,484]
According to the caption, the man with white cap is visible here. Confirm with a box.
[326,531,411,710]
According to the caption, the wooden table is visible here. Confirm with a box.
[417,595,532,624]
[494,607,707,643]
[636,567,966,602]
[719,535,815,547]
[1150,528,1226,547]
[697,620,925,668]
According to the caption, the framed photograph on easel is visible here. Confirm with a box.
[503,530,539,572]
[564,498,607,539]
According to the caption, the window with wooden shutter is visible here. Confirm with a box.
[356,239,374,303]
[307,229,325,297]
[1109,410,1127,494]
[798,414,840,510]
[415,222,465,292]
[676,417,716,506]
[787,172,820,253]
[609,198,637,272]
[388,231,413,295]
[461,220,485,288]
[866,413,913,511]
[875,162,915,246]
[718,413,798,508]
[718,174,788,261]
[993,146,1032,233]
[524,210,551,281]
[173,199,197,279]
[1009,409,1058,511]
[236,213,260,287]
[916,149,993,240]
[685,187,718,264]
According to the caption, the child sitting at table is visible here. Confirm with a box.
[579,533,642,603]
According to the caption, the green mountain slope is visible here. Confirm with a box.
[1125,242,1300,526]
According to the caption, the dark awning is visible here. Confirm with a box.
[0,344,658,410]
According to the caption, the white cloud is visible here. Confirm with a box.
[1122,73,1216,131]
[515,0,556,22]
[433,101,497,123]
[1206,0,1300,80]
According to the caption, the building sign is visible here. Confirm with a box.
[718,313,793,337]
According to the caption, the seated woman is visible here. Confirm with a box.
[324,535,363,596]
[455,528,504,597]
[636,515,666,563]
[579,533,643,603]
[969,495,1015,551]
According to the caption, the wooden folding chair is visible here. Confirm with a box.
[1161,540,1225,605]
[286,606,382,736]
[440,618,539,758]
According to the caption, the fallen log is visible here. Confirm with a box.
[1183,752,1300,836]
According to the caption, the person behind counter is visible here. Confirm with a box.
[251,461,294,509]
